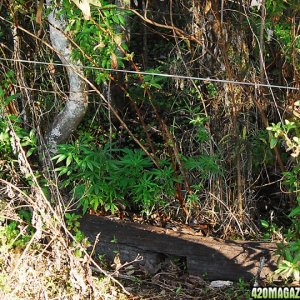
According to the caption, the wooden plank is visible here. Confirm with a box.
[80,214,278,280]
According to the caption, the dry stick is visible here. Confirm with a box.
[87,10,158,160]
[111,254,143,276]
[141,4,192,208]
[256,0,285,173]
[291,15,300,84]
[11,17,68,212]
[0,177,131,295]
[129,6,204,45]
[253,97,285,172]
[245,3,289,210]
[0,14,19,117]
[209,192,244,238]
[12,12,44,158]
[107,72,159,163]
[210,1,244,218]
[259,0,266,85]
[167,0,199,216]
[169,0,216,183]
[142,0,149,68]
[243,5,284,111]
[0,25,131,296]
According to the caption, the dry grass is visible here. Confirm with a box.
[0,184,130,300]
[0,123,129,299]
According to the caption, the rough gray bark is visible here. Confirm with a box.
[45,0,88,153]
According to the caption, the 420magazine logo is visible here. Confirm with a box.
[251,287,300,299]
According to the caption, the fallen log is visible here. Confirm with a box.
[80,215,278,281]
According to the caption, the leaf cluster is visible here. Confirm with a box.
[60,0,129,83]
[267,119,300,282]
[53,133,220,215]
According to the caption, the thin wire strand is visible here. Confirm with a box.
[0,57,299,91]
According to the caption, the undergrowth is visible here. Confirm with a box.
[52,132,220,216]
[0,195,128,299]
[0,91,128,299]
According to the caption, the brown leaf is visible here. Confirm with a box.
[204,0,212,15]
[48,63,55,74]
[111,53,118,69]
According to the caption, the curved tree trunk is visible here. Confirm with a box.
[45,0,88,153]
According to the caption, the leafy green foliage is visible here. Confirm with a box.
[0,121,11,157]
[0,118,37,163]
[249,130,275,173]
[53,136,170,214]
[0,208,34,252]
[189,115,210,143]
[267,120,300,281]
[60,0,129,83]
[183,155,220,178]
[53,132,219,215]
[0,72,37,169]
[141,68,166,90]
[260,219,280,240]
[222,278,250,300]
[21,129,37,157]
[205,83,217,98]
[267,120,300,157]
[65,212,85,242]
[250,0,300,73]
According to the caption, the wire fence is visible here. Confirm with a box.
[0,57,299,91]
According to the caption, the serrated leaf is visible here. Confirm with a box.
[53,154,67,163]
[66,155,73,167]
[87,161,94,171]
[58,168,68,177]
[118,15,126,26]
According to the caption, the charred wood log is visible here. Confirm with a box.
[80,215,278,280]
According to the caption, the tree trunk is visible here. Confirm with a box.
[45,1,88,153]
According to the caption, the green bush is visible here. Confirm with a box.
[53,133,220,215]
[267,121,300,282]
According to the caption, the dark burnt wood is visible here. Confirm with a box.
[80,214,278,281]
